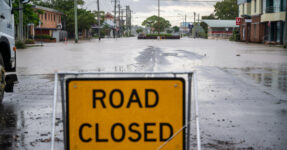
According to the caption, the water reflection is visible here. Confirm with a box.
[242,66,287,92]
[0,105,17,149]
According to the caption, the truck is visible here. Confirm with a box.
[0,0,20,104]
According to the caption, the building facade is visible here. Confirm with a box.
[261,0,286,43]
[34,5,63,36]
[238,0,286,44]
[31,5,68,42]
[179,22,192,35]
[202,20,239,39]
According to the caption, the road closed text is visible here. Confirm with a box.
[78,89,174,143]
[79,122,174,142]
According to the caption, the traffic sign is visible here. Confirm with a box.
[66,78,186,150]
[236,17,241,25]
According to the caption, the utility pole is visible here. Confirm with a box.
[97,0,101,40]
[126,6,128,36]
[185,14,187,34]
[118,4,121,37]
[194,12,196,24]
[127,6,132,36]
[113,0,117,38]
[74,0,78,43]
[284,3,287,48]
[121,9,125,37]
[18,1,23,41]
[194,12,196,39]
[198,13,200,23]
[158,0,160,35]
[130,9,132,35]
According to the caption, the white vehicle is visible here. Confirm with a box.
[0,0,18,104]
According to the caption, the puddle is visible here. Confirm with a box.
[241,66,287,93]
[202,139,254,149]
[175,50,205,59]
[0,105,17,149]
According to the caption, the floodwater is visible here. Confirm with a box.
[1,37,287,149]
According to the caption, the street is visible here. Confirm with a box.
[1,37,287,149]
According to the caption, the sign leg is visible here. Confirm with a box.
[60,76,67,150]
[51,72,58,150]
[187,73,192,150]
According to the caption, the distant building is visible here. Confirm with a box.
[33,5,67,42]
[103,13,115,37]
[202,20,239,39]
[238,0,286,44]
[179,22,192,34]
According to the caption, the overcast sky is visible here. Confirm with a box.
[82,0,220,27]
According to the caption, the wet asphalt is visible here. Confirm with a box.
[0,37,287,150]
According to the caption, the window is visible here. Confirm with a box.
[261,0,263,13]
[254,0,257,13]
[281,0,286,11]
[266,0,274,13]
[54,15,56,22]
[45,13,47,20]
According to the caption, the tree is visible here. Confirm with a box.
[172,26,179,33]
[77,9,96,31]
[214,0,238,19]
[101,24,111,37]
[93,11,105,26]
[200,22,208,35]
[136,28,143,34]
[166,29,172,34]
[32,0,95,37]
[142,15,171,34]
[13,0,40,26]
[202,13,216,19]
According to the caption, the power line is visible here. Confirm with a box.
[161,0,221,2]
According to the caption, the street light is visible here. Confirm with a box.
[74,0,78,43]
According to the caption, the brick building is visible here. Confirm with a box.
[202,20,239,39]
[238,0,286,44]
[33,5,67,41]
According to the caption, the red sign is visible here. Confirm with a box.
[268,21,271,27]
[236,17,241,25]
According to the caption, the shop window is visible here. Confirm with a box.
[281,0,286,11]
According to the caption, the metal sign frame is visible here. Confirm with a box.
[50,72,201,150]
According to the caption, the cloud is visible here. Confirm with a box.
[84,0,216,26]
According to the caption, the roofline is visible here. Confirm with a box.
[33,5,64,15]
[202,19,239,28]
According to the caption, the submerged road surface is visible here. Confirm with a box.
[1,38,287,149]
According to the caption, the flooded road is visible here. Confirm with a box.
[1,38,287,149]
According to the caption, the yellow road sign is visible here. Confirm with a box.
[66,78,186,150]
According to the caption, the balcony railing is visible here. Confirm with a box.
[265,6,281,13]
